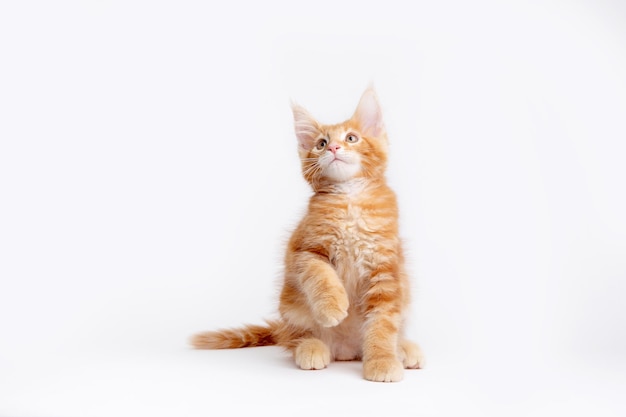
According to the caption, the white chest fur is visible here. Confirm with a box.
[330,202,377,292]
[323,200,379,360]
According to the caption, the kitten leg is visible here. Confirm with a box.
[294,338,331,370]
[399,339,424,369]
[295,252,349,327]
[362,273,404,382]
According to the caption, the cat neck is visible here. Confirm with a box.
[314,177,382,197]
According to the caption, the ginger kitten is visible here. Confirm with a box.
[191,88,423,382]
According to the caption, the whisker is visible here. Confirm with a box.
[302,161,324,179]
[303,164,321,178]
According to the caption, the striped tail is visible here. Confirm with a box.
[190,320,279,349]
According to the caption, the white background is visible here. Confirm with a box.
[1,1,625,416]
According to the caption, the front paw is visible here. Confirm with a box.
[363,358,404,382]
[313,289,349,327]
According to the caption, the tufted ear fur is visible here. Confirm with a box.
[292,104,321,151]
[352,88,385,138]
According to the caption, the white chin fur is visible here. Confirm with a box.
[321,158,360,183]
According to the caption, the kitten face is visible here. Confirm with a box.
[307,127,362,183]
[292,89,389,189]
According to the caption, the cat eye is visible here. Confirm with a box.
[345,134,359,143]
[316,138,328,150]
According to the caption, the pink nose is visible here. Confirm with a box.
[328,144,341,154]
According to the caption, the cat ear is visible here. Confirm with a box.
[352,87,385,137]
[291,103,321,151]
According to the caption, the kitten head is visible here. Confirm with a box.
[292,88,389,190]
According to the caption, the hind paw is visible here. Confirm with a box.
[399,340,424,369]
[295,338,331,370]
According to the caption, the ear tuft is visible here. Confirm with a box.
[291,103,320,151]
[353,87,385,137]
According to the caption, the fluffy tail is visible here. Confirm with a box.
[190,320,279,349]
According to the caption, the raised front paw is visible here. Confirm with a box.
[363,357,404,382]
[312,288,349,327]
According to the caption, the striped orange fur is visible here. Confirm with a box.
[191,88,423,382]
